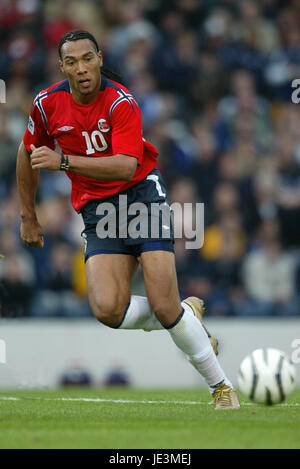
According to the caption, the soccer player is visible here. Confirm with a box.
[16,30,240,409]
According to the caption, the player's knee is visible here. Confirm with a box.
[151,300,180,326]
[91,297,129,328]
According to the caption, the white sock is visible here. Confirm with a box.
[190,355,233,394]
[167,303,232,391]
[119,296,163,331]
[118,296,232,391]
[119,296,206,332]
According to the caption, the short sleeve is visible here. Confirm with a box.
[23,99,55,154]
[110,99,143,165]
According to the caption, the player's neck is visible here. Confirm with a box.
[71,77,101,105]
[71,88,100,105]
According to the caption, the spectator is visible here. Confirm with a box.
[234,0,280,54]
[0,255,33,317]
[242,238,298,315]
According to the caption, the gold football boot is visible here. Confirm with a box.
[183,296,219,356]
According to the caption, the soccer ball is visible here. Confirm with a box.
[237,348,296,405]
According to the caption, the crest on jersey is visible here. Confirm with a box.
[97,119,110,133]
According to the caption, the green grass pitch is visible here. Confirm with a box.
[0,388,299,449]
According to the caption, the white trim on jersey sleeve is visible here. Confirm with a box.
[33,91,48,126]
[109,90,137,118]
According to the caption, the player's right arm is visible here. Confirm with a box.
[16,141,44,249]
[17,92,55,249]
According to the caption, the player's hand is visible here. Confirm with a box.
[20,217,44,249]
[30,145,61,171]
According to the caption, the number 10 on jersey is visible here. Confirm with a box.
[82,131,108,155]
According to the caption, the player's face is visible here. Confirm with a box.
[59,39,103,104]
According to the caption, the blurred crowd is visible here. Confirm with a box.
[0,0,300,317]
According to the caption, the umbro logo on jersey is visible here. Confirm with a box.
[58,126,74,131]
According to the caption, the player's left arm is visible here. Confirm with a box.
[30,145,137,181]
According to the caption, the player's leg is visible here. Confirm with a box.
[81,194,169,330]
[82,193,165,329]
[85,252,169,329]
[116,244,216,353]
[85,253,138,327]
[139,249,240,408]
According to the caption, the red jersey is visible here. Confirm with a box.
[23,77,158,212]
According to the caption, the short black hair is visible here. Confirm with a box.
[58,30,99,59]
[58,29,123,83]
